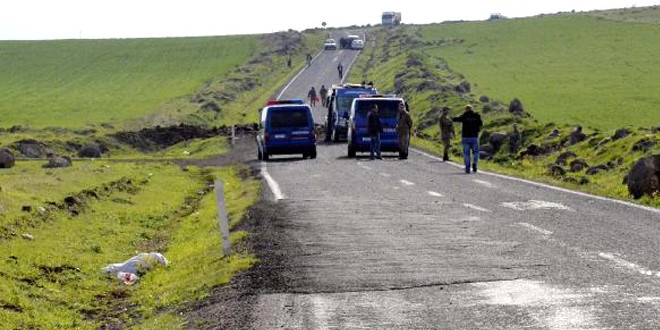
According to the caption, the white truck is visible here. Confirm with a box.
[381,12,401,26]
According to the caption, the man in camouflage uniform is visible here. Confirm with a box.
[439,106,455,161]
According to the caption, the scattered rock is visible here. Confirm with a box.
[14,139,48,158]
[78,144,103,158]
[632,138,657,153]
[586,164,610,175]
[569,159,589,172]
[21,233,34,240]
[479,95,490,103]
[626,155,660,199]
[489,132,508,152]
[548,128,560,139]
[406,56,423,67]
[566,126,587,146]
[612,128,632,141]
[43,155,72,168]
[508,98,525,116]
[579,177,590,185]
[0,148,15,168]
[555,151,577,166]
[519,144,549,157]
[455,81,471,94]
[201,101,221,112]
[549,164,566,176]
[416,80,437,92]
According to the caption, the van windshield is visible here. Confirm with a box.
[270,109,309,128]
[356,100,400,118]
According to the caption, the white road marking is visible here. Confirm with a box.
[400,179,415,186]
[503,200,573,211]
[427,191,444,197]
[379,172,391,177]
[412,148,660,215]
[358,164,372,171]
[261,164,285,200]
[598,252,660,277]
[517,222,553,236]
[463,203,491,212]
[473,179,494,188]
[473,279,600,330]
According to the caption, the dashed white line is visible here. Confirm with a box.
[379,172,391,177]
[411,148,660,215]
[503,200,573,211]
[463,203,491,212]
[598,252,660,277]
[400,179,415,186]
[428,191,444,197]
[473,179,494,188]
[261,165,285,200]
[358,164,372,171]
[517,222,553,236]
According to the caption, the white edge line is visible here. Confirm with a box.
[463,203,491,212]
[517,222,553,236]
[598,252,660,277]
[400,179,415,186]
[411,148,660,215]
[261,164,285,200]
[428,191,444,197]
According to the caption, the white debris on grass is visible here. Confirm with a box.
[102,252,168,285]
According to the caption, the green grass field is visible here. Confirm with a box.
[418,14,660,130]
[0,36,258,129]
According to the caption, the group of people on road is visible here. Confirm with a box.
[307,85,329,107]
[367,102,483,174]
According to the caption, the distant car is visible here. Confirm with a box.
[350,39,364,50]
[347,95,405,158]
[324,39,337,50]
[257,100,317,161]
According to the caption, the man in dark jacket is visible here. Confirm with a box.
[452,105,483,173]
[367,104,383,160]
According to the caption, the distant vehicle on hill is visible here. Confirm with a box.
[339,35,360,49]
[382,12,402,26]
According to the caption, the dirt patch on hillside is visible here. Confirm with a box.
[111,124,256,152]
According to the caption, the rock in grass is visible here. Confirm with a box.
[78,144,103,158]
[43,155,72,168]
[569,159,589,172]
[612,128,632,141]
[626,155,660,199]
[0,148,15,168]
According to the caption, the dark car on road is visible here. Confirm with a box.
[347,95,405,158]
[257,100,317,161]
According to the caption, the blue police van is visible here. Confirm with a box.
[326,83,377,142]
[346,95,406,158]
[257,99,317,161]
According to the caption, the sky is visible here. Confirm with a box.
[1,0,658,40]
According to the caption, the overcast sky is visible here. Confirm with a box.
[1,0,657,40]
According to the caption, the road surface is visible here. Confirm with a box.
[245,30,660,329]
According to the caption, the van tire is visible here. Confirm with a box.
[310,148,317,159]
[332,129,340,142]
[258,149,263,160]
[348,144,356,158]
[263,151,269,161]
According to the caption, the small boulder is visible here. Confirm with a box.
[78,144,103,158]
[555,151,577,166]
[626,155,660,199]
[549,164,566,176]
[569,159,589,172]
[479,95,490,103]
[586,164,610,175]
[43,155,72,168]
[16,139,48,158]
[612,128,632,141]
[508,98,525,116]
[579,177,590,185]
[548,128,560,139]
[0,148,15,169]
[632,138,657,153]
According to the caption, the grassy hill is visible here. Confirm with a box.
[351,9,660,206]
[0,36,259,129]
[417,14,660,130]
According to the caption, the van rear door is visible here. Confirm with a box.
[266,107,314,148]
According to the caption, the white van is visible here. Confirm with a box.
[351,39,364,50]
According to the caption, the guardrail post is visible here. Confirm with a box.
[215,180,231,257]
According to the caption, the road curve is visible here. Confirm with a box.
[252,30,660,330]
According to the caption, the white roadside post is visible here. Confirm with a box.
[231,125,235,146]
[215,180,231,257]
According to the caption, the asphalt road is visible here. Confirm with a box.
[252,31,660,330]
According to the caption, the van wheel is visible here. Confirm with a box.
[348,144,356,158]
[399,151,407,159]
[258,149,262,160]
[332,129,340,142]
[310,148,317,159]
[263,151,269,161]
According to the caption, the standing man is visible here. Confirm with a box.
[452,105,483,173]
[307,86,317,106]
[319,85,328,107]
[396,102,413,159]
[367,104,383,160]
[439,106,455,162]
[337,63,344,79]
